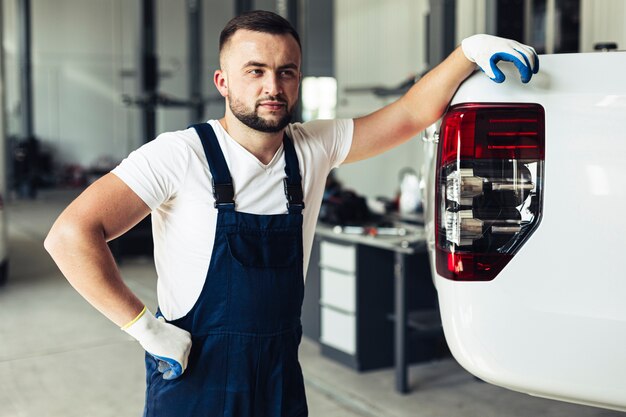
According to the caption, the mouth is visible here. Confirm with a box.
[258,100,288,112]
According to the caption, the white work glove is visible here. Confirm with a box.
[461,34,539,83]
[122,307,192,380]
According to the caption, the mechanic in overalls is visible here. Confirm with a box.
[45,10,539,417]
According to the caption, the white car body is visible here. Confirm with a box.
[422,51,626,411]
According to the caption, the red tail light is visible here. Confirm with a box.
[435,103,545,281]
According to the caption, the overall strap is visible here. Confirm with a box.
[191,123,235,211]
[282,133,305,214]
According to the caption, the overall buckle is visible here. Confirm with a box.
[283,178,305,210]
[212,179,235,208]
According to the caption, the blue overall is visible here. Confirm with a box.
[143,123,308,417]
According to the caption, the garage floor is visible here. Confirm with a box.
[1,189,623,417]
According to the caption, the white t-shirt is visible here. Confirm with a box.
[112,119,353,320]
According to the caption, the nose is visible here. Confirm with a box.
[263,73,282,96]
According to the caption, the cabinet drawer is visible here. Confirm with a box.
[320,241,356,273]
[321,268,356,313]
[320,306,356,354]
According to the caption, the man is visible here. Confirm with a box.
[45,10,538,417]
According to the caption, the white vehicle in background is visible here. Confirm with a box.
[422,51,626,412]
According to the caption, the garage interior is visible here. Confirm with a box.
[0,1,625,416]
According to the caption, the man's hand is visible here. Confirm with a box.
[123,307,192,380]
[461,34,539,83]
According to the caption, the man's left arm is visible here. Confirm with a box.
[344,35,539,164]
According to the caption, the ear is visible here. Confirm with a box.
[214,69,228,98]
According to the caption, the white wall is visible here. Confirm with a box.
[333,0,430,199]
[2,0,233,168]
[580,0,626,52]
[456,0,491,43]
[33,0,137,164]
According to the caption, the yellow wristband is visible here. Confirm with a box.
[121,306,147,330]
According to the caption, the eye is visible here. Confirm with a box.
[279,70,297,79]
[248,69,263,76]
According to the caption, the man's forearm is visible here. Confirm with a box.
[45,174,153,327]
[44,218,145,327]
[45,215,193,381]
[398,47,476,133]
[397,34,539,136]
[346,47,475,163]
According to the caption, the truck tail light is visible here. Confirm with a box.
[435,103,545,281]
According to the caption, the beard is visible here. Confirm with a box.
[229,95,293,133]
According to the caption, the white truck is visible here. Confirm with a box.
[422,51,626,412]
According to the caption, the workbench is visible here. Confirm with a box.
[302,221,447,393]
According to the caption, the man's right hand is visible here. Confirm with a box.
[122,307,192,380]
[461,34,539,83]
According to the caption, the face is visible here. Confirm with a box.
[215,30,302,133]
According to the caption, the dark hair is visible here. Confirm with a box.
[219,10,301,53]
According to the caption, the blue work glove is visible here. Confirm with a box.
[461,34,539,83]
[122,307,192,380]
